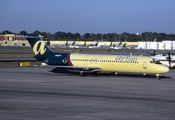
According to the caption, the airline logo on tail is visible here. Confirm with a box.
[33,40,46,55]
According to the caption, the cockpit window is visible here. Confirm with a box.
[154,60,162,64]
[150,59,162,64]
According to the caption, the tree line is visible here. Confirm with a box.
[1,30,175,42]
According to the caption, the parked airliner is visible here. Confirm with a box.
[149,51,175,68]
[26,34,169,79]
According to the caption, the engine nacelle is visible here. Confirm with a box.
[47,57,67,65]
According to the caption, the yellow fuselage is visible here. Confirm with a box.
[70,54,169,74]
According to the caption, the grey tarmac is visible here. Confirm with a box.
[0,67,175,120]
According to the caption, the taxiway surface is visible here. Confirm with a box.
[0,67,175,120]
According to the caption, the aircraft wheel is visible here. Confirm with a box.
[92,71,99,76]
[156,76,160,80]
[80,71,85,76]
[156,74,161,80]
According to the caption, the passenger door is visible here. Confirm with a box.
[143,61,147,69]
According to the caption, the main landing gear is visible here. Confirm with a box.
[80,71,85,76]
[79,71,100,76]
[156,74,161,80]
[92,71,99,76]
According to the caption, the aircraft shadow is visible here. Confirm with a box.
[50,68,171,79]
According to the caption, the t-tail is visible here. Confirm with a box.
[26,34,69,66]
[26,34,54,61]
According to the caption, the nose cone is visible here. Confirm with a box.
[160,66,169,73]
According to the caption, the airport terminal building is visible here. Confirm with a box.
[0,34,175,50]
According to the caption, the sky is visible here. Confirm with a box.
[0,0,175,35]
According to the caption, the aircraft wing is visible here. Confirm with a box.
[56,65,102,71]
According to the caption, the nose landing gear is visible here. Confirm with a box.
[156,74,161,80]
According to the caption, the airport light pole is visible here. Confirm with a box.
[125,35,128,42]
[119,34,120,42]
[101,34,103,41]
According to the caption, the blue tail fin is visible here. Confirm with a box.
[26,34,54,61]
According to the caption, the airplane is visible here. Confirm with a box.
[71,41,87,48]
[51,40,78,48]
[24,34,169,79]
[88,41,99,48]
[76,41,87,48]
[51,41,68,48]
[51,44,65,48]
[149,51,175,68]
[109,41,122,49]
[100,41,115,48]
[110,42,127,49]
[67,40,80,48]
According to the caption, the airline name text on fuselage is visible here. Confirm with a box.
[115,56,137,62]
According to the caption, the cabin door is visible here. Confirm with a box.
[143,61,147,69]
